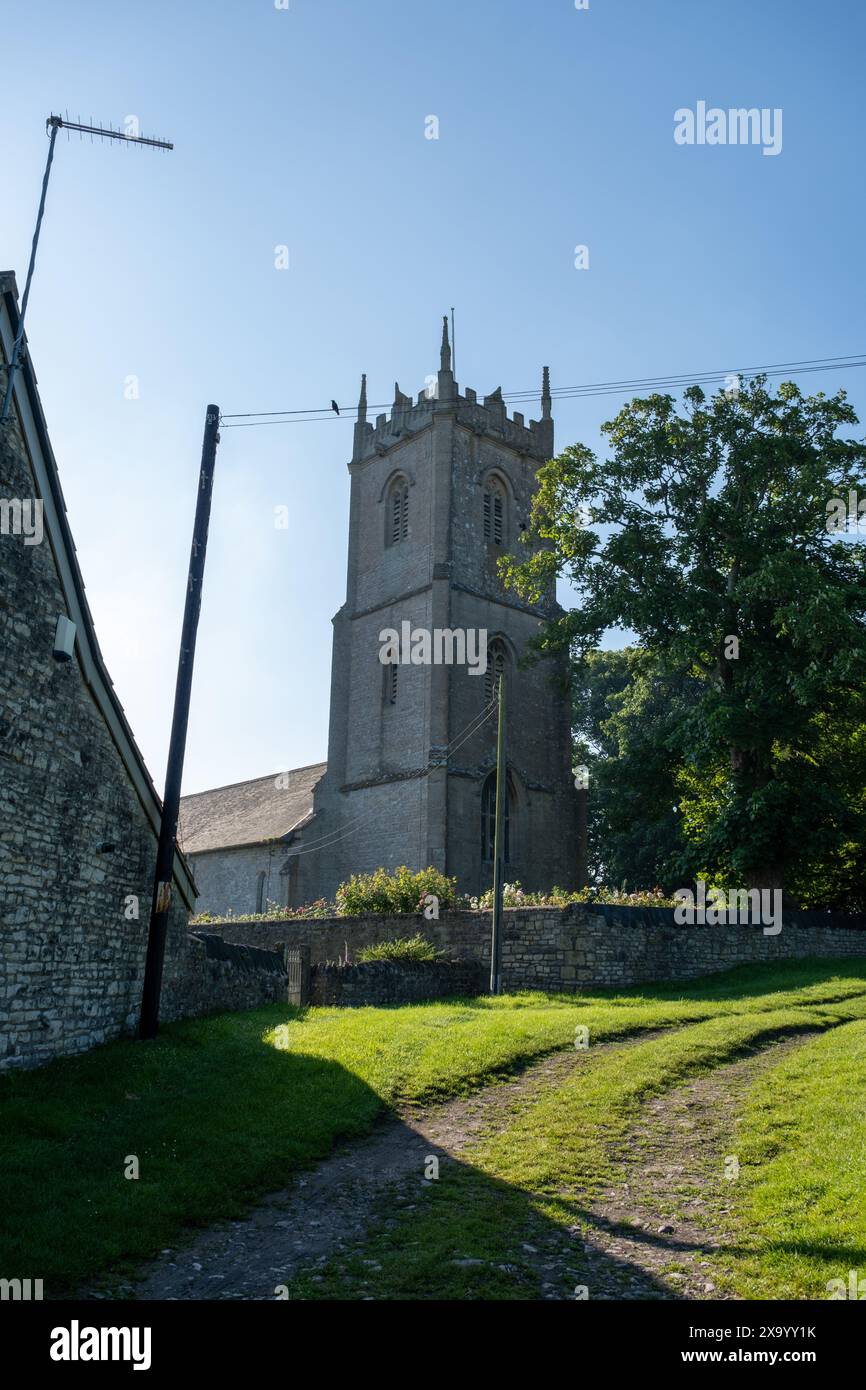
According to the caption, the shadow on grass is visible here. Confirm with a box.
[0,1006,696,1303]
[277,1127,691,1303]
[4,955,866,1301]
[280,1057,866,1303]
[0,1011,393,1298]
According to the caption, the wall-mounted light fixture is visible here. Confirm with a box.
[53,614,76,662]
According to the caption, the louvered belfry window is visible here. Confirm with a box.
[388,479,409,546]
[382,655,398,705]
[484,478,505,544]
[493,493,503,543]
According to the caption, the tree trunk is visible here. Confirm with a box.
[730,745,788,898]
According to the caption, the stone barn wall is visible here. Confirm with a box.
[0,276,284,1074]
[0,334,194,1071]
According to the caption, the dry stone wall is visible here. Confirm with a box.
[161,933,287,1021]
[213,903,866,993]
[308,957,482,1007]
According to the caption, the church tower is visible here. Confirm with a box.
[295,320,578,901]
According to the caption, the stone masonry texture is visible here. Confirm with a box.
[161,934,287,1021]
[308,958,483,1007]
[0,337,284,1072]
[213,904,866,993]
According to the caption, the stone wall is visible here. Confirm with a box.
[161,933,287,1021]
[496,904,866,991]
[212,910,490,964]
[308,958,482,1007]
[211,903,866,993]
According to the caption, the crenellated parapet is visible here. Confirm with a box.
[351,316,554,466]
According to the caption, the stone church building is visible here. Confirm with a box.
[180,322,579,913]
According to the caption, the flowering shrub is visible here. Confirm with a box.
[190,897,334,926]
[335,866,459,917]
[463,881,527,910]
[189,879,677,927]
[567,885,678,907]
[459,883,678,910]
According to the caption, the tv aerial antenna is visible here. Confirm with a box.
[1,113,174,423]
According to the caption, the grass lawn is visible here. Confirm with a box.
[290,986,866,1301]
[716,1018,866,1298]
[2,956,866,1297]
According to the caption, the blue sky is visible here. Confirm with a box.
[3,0,864,795]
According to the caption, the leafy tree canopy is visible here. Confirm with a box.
[504,377,866,895]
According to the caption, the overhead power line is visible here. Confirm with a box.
[218,353,866,428]
[263,697,498,860]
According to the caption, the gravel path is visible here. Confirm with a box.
[555,1032,815,1299]
[87,1028,814,1301]
[107,1043,598,1301]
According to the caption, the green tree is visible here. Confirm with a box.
[573,649,702,891]
[503,377,866,895]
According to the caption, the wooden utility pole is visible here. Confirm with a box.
[489,672,506,994]
[139,405,219,1040]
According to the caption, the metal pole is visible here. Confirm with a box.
[489,671,506,994]
[139,405,220,1040]
[1,119,60,424]
[576,779,588,886]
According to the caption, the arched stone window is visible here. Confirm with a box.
[255,869,267,914]
[386,475,409,546]
[485,637,508,705]
[481,770,512,863]
[483,475,507,545]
